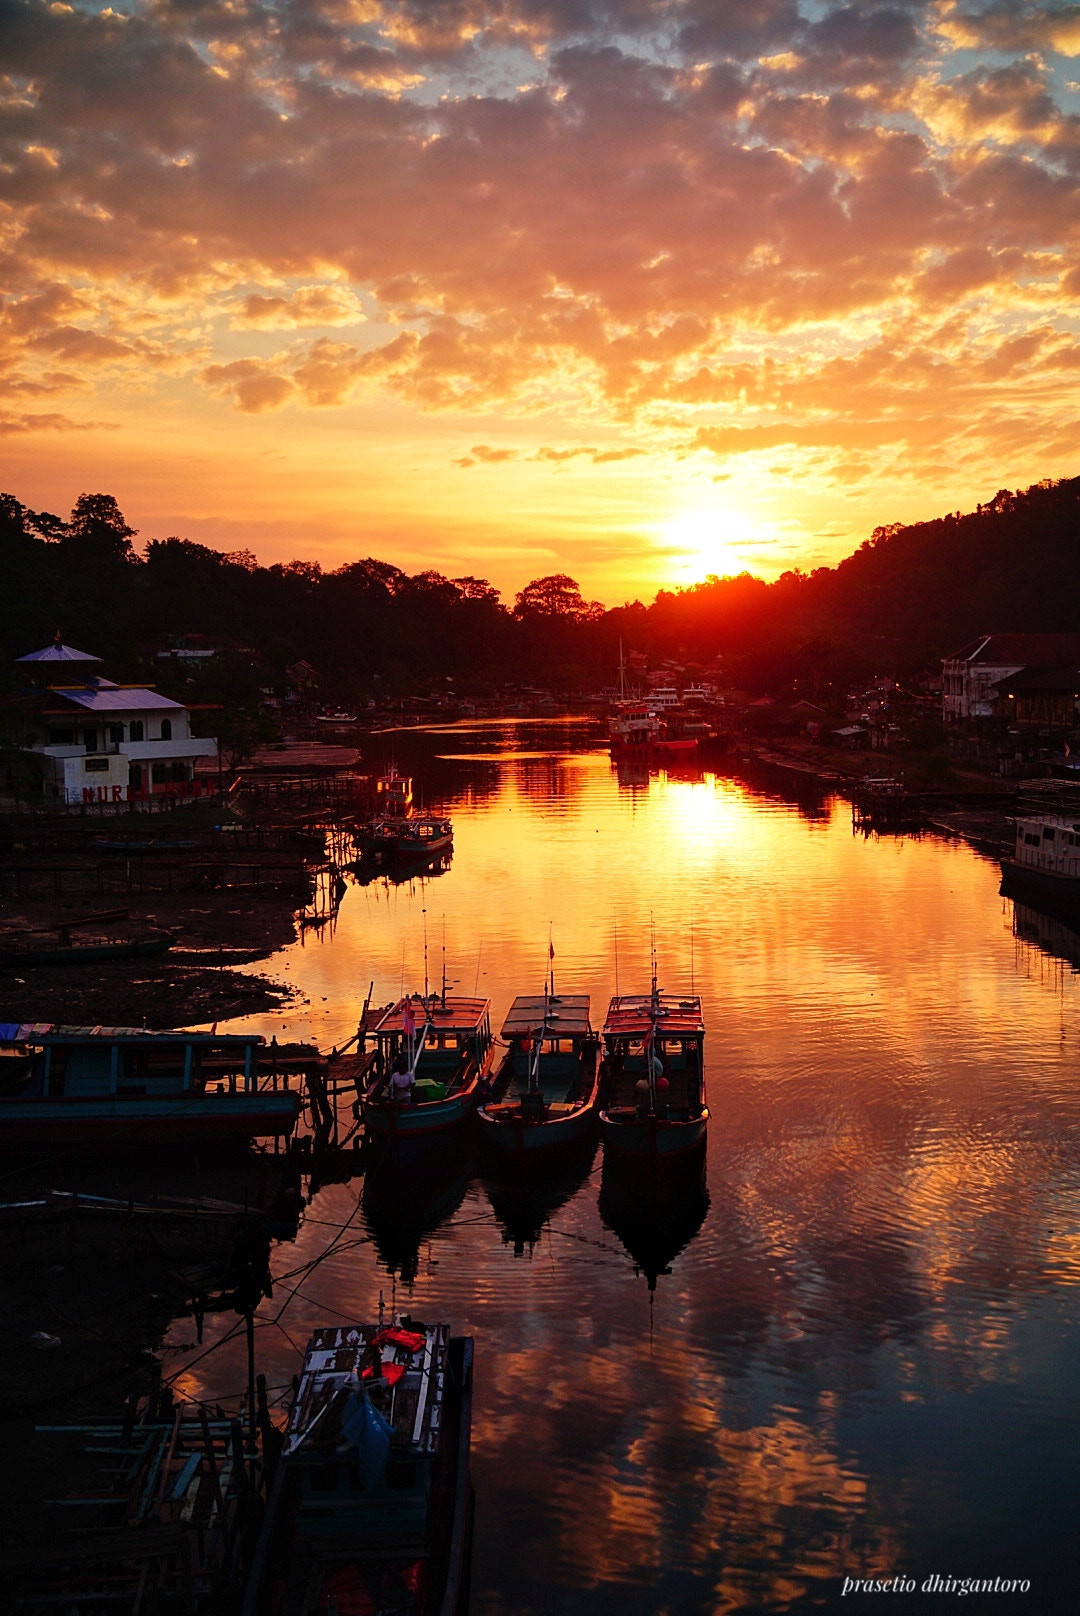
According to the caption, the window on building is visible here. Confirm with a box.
[82,728,97,752]
[109,724,124,744]
[151,762,167,785]
[129,721,144,742]
[160,719,172,740]
[47,728,75,745]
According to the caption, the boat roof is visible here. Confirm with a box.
[0,1022,263,1047]
[375,996,490,1035]
[501,993,591,1039]
[602,992,705,1039]
[285,1323,448,1459]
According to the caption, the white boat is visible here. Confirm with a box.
[1000,783,1080,916]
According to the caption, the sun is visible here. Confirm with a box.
[655,507,762,584]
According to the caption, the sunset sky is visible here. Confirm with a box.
[3,0,1080,603]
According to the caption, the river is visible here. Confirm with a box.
[166,721,1080,1612]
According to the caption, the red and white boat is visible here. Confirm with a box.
[598,975,707,1166]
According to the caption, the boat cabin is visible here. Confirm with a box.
[373,996,492,1095]
[283,1323,449,1546]
[0,1024,263,1099]
[601,992,705,1114]
[500,993,592,1097]
[375,771,413,818]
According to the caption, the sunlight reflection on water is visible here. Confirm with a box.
[167,723,1080,1612]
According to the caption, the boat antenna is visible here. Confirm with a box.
[441,914,447,1007]
[474,939,483,995]
[690,907,695,996]
[650,911,658,1007]
[548,921,555,1000]
[613,910,620,1001]
[399,940,406,999]
[423,907,429,1001]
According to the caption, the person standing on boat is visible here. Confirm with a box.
[391,1053,415,1105]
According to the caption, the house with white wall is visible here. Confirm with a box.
[18,635,218,806]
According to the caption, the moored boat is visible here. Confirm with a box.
[360,994,498,1139]
[0,1024,301,1149]
[242,1320,474,1616]
[1000,782,1080,919]
[477,992,600,1157]
[598,977,707,1165]
[360,814,454,859]
[0,928,175,967]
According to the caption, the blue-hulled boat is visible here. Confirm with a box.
[598,977,707,1165]
[0,1024,301,1149]
[477,992,600,1158]
[360,995,498,1140]
[242,1320,474,1616]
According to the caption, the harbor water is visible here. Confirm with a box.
[167,722,1080,1612]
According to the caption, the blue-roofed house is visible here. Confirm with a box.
[17,634,219,806]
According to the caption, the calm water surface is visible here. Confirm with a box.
[167,722,1080,1613]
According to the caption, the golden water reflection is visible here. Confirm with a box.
[172,725,1080,1612]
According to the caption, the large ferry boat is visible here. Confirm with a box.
[1000,782,1080,917]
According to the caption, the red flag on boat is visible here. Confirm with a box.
[549,940,555,961]
[402,999,416,1037]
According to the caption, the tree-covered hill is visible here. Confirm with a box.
[1,475,1078,699]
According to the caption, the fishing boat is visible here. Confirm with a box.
[0,928,175,967]
[598,972,707,1165]
[242,1320,474,1616]
[0,1024,301,1149]
[607,648,697,759]
[477,992,601,1157]
[360,993,498,1140]
[359,814,454,859]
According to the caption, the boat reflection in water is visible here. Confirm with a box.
[598,1147,709,1291]
[361,1138,474,1284]
[481,1139,598,1257]
[350,848,453,889]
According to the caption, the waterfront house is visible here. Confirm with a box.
[943,634,1080,726]
[16,635,218,806]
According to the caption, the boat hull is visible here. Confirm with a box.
[0,932,174,967]
[477,1101,597,1155]
[599,1107,709,1162]
[0,1091,301,1150]
[1001,858,1080,916]
[363,1083,477,1138]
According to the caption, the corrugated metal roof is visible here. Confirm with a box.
[501,993,591,1039]
[374,995,490,1034]
[53,688,184,713]
[18,642,100,663]
[602,992,705,1039]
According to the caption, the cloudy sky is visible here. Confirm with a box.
[2,0,1079,601]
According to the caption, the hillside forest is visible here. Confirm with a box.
[1,477,1078,713]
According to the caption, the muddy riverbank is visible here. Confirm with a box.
[0,887,301,1026]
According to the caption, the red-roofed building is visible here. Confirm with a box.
[943,635,1080,725]
[17,635,218,806]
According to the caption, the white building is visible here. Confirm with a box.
[19,636,218,806]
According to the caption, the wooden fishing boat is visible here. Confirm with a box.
[0,927,174,967]
[0,1024,301,1149]
[360,814,454,859]
[598,979,707,1165]
[242,1320,473,1616]
[360,994,498,1140]
[477,992,601,1157]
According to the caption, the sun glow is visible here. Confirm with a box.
[656,507,765,585]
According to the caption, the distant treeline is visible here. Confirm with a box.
[2,477,1079,702]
